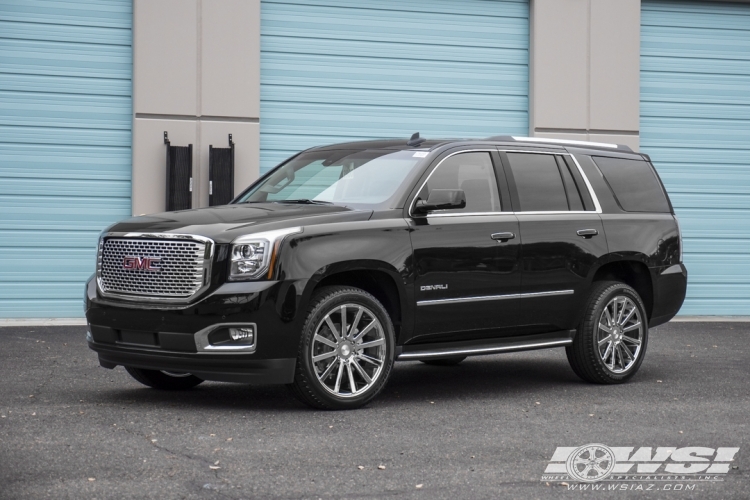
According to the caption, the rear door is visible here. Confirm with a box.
[409,150,521,343]
[500,150,608,332]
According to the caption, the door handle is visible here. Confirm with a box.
[577,229,599,238]
[491,232,515,241]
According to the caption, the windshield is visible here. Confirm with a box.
[238,149,424,207]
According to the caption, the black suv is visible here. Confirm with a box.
[85,135,687,409]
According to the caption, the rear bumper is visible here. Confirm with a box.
[650,263,688,327]
[84,276,304,385]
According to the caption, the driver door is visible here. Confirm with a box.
[408,150,521,343]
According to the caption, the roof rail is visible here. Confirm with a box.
[486,135,633,152]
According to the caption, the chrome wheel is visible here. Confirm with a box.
[597,295,643,373]
[311,303,386,398]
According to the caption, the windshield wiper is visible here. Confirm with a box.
[272,199,333,205]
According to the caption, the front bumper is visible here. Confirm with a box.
[84,277,305,384]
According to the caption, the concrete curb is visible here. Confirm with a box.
[0,319,88,327]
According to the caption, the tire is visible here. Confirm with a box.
[289,286,396,410]
[420,356,467,366]
[125,367,204,390]
[566,281,649,384]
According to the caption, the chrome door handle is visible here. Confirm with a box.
[577,229,599,237]
[491,232,515,241]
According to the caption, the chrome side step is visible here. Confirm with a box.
[396,330,575,360]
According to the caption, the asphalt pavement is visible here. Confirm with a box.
[0,322,747,499]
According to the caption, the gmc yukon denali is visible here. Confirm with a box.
[84,135,687,410]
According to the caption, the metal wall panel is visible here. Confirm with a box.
[641,1,750,314]
[260,0,529,173]
[0,0,132,317]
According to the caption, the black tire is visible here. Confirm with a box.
[288,286,396,410]
[566,281,649,384]
[125,367,204,390]
[420,356,467,366]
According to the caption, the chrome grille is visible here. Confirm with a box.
[99,237,209,299]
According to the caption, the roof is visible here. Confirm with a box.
[308,135,636,155]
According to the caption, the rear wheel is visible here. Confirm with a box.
[566,281,648,384]
[420,356,466,366]
[289,286,395,410]
[125,367,204,390]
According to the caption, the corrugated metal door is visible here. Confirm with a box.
[641,1,750,315]
[0,1,132,318]
[260,0,529,173]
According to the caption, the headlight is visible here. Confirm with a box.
[229,227,303,281]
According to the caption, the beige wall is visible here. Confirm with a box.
[132,0,260,216]
[530,0,641,150]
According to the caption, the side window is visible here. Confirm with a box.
[421,152,501,213]
[556,156,584,211]
[506,153,569,212]
[592,156,671,213]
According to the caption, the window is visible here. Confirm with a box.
[592,157,670,213]
[240,149,423,206]
[421,152,501,213]
[556,156,584,211]
[506,153,569,212]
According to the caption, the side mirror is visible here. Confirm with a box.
[414,189,466,214]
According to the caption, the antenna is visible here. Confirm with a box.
[407,132,426,147]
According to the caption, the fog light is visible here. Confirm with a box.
[229,327,254,344]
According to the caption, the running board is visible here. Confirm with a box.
[396,330,575,361]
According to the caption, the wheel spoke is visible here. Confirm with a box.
[616,298,625,324]
[325,315,341,341]
[333,362,345,393]
[314,334,337,349]
[620,344,634,362]
[312,350,337,363]
[623,322,641,333]
[598,334,612,345]
[619,305,636,326]
[318,358,339,381]
[352,320,376,341]
[603,307,614,327]
[357,353,383,366]
[602,341,613,363]
[349,307,364,339]
[356,338,385,351]
[599,323,613,334]
[340,305,348,338]
[346,362,357,393]
[622,336,641,346]
[351,358,372,384]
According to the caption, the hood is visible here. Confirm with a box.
[107,203,373,244]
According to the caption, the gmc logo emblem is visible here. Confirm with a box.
[123,256,161,271]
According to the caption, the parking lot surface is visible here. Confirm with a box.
[0,322,747,499]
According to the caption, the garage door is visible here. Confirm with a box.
[641,1,750,315]
[0,1,132,318]
[260,0,529,173]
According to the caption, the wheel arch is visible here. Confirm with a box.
[590,258,654,320]
[302,260,409,342]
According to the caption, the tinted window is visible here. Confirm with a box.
[422,152,501,213]
[592,157,670,213]
[556,156,584,211]
[506,153,569,211]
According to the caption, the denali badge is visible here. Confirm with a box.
[123,256,161,271]
[421,284,448,291]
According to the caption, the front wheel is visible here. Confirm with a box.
[566,281,648,384]
[289,286,395,410]
[125,367,204,390]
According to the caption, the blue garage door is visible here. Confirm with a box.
[0,0,132,318]
[260,0,529,173]
[641,1,750,315]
